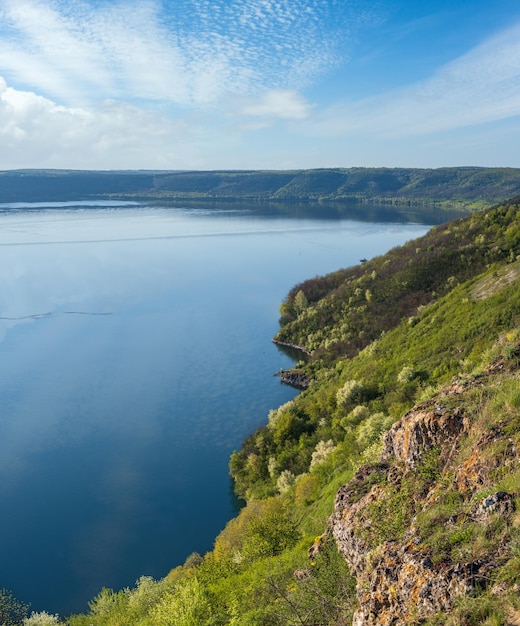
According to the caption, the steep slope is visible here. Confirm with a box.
[276,198,520,363]
[228,198,520,623]
[331,352,520,624]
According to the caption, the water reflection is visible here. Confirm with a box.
[143,199,467,225]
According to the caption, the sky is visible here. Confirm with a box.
[0,0,519,170]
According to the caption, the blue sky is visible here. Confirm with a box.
[0,0,519,170]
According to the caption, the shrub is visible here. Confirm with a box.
[267,400,294,430]
[0,589,29,626]
[294,474,320,504]
[336,380,365,409]
[242,511,300,561]
[276,470,296,494]
[24,613,64,626]
[355,412,392,449]
[149,578,212,626]
[310,440,336,471]
[397,365,416,384]
[294,290,309,314]
[340,404,370,430]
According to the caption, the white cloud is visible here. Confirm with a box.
[240,89,313,120]
[0,77,205,169]
[2,2,518,170]
[311,21,520,138]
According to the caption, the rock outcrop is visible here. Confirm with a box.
[329,366,520,625]
[276,369,311,389]
[381,403,468,470]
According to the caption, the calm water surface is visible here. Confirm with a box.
[0,202,441,615]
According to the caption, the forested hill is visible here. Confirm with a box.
[2,167,520,208]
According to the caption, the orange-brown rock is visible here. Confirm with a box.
[382,404,468,470]
[329,372,519,625]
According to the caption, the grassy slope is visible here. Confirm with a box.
[23,198,520,625]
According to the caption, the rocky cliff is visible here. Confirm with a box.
[329,350,520,625]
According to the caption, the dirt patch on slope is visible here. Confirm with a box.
[471,260,520,300]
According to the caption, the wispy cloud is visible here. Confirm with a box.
[0,0,351,108]
[312,21,520,137]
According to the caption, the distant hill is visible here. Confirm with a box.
[1,167,520,209]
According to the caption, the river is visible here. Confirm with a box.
[0,200,456,615]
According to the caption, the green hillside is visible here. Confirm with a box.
[2,167,520,209]
[275,198,520,363]
[4,198,520,625]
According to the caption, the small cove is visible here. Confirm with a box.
[0,201,453,615]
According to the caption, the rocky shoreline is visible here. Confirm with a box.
[272,338,312,356]
[275,368,311,389]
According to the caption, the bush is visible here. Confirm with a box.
[149,578,212,626]
[0,589,29,626]
[23,613,63,626]
[355,412,392,449]
[336,380,364,409]
[294,474,320,504]
[397,365,416,384]
[310,439,336,471]
[276,470,296,494]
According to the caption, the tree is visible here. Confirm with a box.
[336,379,364,409]
[294,290,309,315]
[0,589,29,626]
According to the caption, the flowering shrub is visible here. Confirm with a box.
[310,440,336,471]
[336,379,364,408]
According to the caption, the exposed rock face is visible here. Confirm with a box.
[276,369,311,389]
[330,468,495,625]
[329,373,520,625]
[381,403,468,470]
[350,544,494,626]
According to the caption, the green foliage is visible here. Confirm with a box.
[213,498,299,565]
[264,539,356,625]
[276,201,520,360]
[0,589,29,626]
[356,479,415,546]
[241,511,300,562]
[23,613,64,626]
[294,474,321,505]
[148,578,213,626]
[293,290,309,315]
[397,365,416,384]
[309,440,336,470]
[355,412,392,449]
[276,469,296,494]
[336,380,365,409]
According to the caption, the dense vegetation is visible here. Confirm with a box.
[4,198,520,625]
[276,199,520,362]
[1,167,520,209]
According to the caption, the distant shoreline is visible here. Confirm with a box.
[1,166,519,210]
